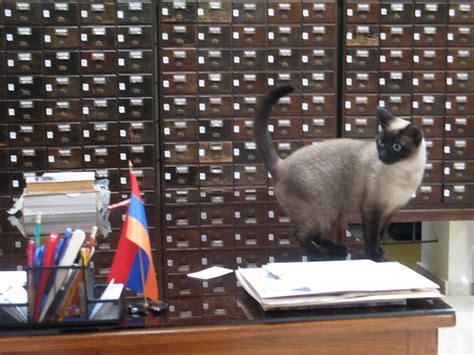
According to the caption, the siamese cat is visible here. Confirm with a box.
[254,85,426,261]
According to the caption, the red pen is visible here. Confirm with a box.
[34,233,59,321]
[27,240,36,321]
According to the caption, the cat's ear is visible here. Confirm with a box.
[402,123,423,146]
[376,107,394,127]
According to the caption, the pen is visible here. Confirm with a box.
[34,212,42,248]
[87,226,98,247]
[27,240,36,321]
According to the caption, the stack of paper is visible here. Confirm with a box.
[235,260,442,311]
[25,172,96,194]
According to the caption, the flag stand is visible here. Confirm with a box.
[126,161,168,317]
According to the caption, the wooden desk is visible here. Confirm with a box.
[0,300,455,355]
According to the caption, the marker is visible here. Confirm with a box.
[34,212,42,247]
[87,226,98,247]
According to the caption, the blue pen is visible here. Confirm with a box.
[33,245,45,288]
[56,228,72,264]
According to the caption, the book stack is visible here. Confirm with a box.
[235,260,442,311]
[21,172,99,216]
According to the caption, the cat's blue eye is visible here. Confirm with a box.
[377,138,384,148]
[392,143,402,152]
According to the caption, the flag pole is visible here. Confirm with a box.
[129,160,149,307]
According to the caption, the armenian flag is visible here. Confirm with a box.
[108,168,158,302]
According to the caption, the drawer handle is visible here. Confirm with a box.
[17,2,30,10]
[92,53,105,61]
[18,27,32,36]
[92,27,106,36]
[454,185,466,193]
[313,49,325,57]
[357,4,370,12]
[59,149,72,158]
[279,26,292,34]
[22,149,35,157]
[210,119,224,128]
[20,125,33,134]
[278,73,291,81]
[459,4,471,12]
[356,73,369,81]
[279,49,292,57]
[209,26,222,35]
[312,96,325,104]
[19,76,33,85]
[58,124,72,132]
[244,50,256,58]
[129,27,143,35]
[454,163,466,171]
[20,100,33,109]
[279,3,291,10]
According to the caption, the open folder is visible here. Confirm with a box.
[235,260,442,311]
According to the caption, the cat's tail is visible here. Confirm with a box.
[254,85,294,178]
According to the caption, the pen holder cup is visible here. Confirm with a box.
[0,265,123,326]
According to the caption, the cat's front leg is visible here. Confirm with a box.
[362,208,385,262]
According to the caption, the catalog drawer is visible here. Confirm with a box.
[267,117,301,139]
[118,25,153,48]
[118,74,153,97]
[267,48,301,71]
[268,25,301,47]
[8,123,45,147]
[80,1,116,24]
[380,1,414,24]
[233,165,268,186]
[82,98,118,121]
[412,71,446,92]
[268,249,303,263]
[199,187,233,204]
[447,49,474,69]
[380,25,413,47]
[449,2,474,23]
[234,203,267,226]
[82,75,117,97]
[43,27,80,49]
[444,161,474,182]
[42,1,79,25]
[379,48,413,70]
[80,51,116,74]
[165,227,200,250]
[446,94,474,115]
[232,49,265,71]
[345,24,379,47]
[447,25,474,46]
[118,98,153,121]
[199,165,233,187]
[161,49,197,71]
[163,119,198,141]
[232,25,266,47]
[413,48,446,70]
[302,117,337,138]
[201,280,236,299]
[422,161,443,182]
[302,71,335,93]
[83,146,120,168]
[197,0,232,23]
[233,186,269,203]
[165,143,198,165]
[119,167,156,191]
[410,184,442,205]
[444,138,474,160]
[235,249,268,268]
[47,147,82,169]
[119,121,154,144]
[6,100,44,122]
[5,51,42,74]
[443,184,474,204]
[45,99,82,121]
[45,76,81,98]
[200,206,234,227]
[160,0,197,23]
[414,2,448,24]
[117,50,153,73]
[197,25,232,47]
[302,94,336,115]
[445,116,474,137]
[233,95,262,117]
[343,117,377,138]
[345,71,378,93]
[232,1,267,23]
[4,1,41,24]
[446,71,474,92]
[425,139,443,160]
[411,116,444,138]
[162,96,197,118]
[197,72,232,94]
[344,94,378,116]
[165,206,199,228]
[82,121,119,145]
[200,227,235,249]
[267,226,299,248]
[80,26,116,49]
[267,1,301,23]
[165,250,202,274]
[165,274,201,298]
[232,118,254,140]
[234,226,267,248]
[165,188,199,205]
[5,26,42,50]
[199,142,233,164]
[302,1,336,23]
[162,73,198,95]
[161,24,196,47]
[233,73,266,94]
[6,75,43,99]
[9,147,47,170]
[378,71,412,93]
[198,119,233,141]
[198,96,233,118]
[412,94,446,115]
[345,48,379,71]
[345,1,380,23]
[164,165,199,188]
[267,72,301,92]
[46,122,82,145]
[117,1,153,24]
[414,25,447,47]
[233,141,263,164]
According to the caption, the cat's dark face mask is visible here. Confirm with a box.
[375,107,423,165]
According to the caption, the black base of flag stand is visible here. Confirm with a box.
[127,300,168,317]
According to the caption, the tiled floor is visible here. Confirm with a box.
[439,295,474,355]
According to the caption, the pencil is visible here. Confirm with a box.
[34,212,42,248]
